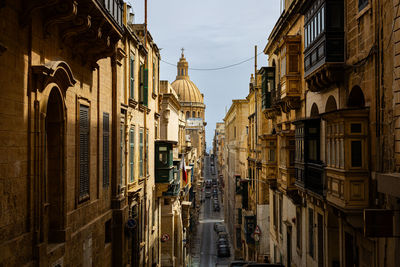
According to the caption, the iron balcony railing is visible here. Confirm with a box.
[96,0,124,29]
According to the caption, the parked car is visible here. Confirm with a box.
[218,232,228,239]
[215,225,226,233]
[214,222,223,231]
[216,237,228,245]
[243,264,284,267]
[229,261,249,267]
[205,192,211,198]
[217,244,230,257]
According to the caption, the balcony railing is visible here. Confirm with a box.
[96,0,124,29]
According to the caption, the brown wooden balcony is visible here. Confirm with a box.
[322,108,369,210]
[278,35,301,112]
[302,0,344,92]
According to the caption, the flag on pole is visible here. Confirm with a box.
[180,155,187,184]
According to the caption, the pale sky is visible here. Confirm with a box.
[130,0,281,150]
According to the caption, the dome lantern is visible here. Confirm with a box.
[176,48,189,80]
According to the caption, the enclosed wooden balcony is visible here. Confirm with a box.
[294,118,325,197]
[322,108,369,209]
[302,0,344,92]
[278,132,296,192]
[278,35,301,112]
[155,141,176,184]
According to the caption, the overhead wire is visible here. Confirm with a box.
[160,51,265,71]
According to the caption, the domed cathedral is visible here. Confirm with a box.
[171,50,207,163]
[171,50,206,121]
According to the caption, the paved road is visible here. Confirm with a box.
[191,155,232,267]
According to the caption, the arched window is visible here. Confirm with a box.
[325,95,337,112]
[192,111,195,118]
[198,112,200,118]
[348,86,365,108]
[181,69,184,75]
[186,111,190,118]
[310,103,319,117]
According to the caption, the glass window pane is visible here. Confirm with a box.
[321,6,325,32]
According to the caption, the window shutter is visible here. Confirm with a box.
[143,69,148,106]
[120,124,125,186]
[79,105,90,200]
[139,64,144,104]
[130,54,135,99]
[103,112,110,187]
[129,127,135,182]
[152,62,156,94]
[139,129,144,177]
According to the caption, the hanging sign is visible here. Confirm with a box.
[161,233,170,242]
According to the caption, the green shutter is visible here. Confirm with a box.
[79,105,90,200]
[152,62,155,94]
[129,127,135,182]
[139,64,144,104]
[143,69,148,106]
[130,54,135,99]
[139,129,143,177]
[103,112,109,187]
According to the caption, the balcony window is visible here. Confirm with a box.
[130,52,135,99]
[351,140,362,167]
[260,67,275,109]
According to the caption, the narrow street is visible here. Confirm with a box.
[191,155,233,267]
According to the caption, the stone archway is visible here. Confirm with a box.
[325,95,337,112]
[46,87,65,243]
[310,103,319,117]
[348,86,365,108]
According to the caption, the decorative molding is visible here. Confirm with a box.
[31,61,76,91]
[44,1,78,36]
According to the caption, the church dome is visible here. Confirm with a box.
[171,51,204,104]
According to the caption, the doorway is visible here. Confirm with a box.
[46,87,64,243]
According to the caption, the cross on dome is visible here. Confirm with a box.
[181,47,185,57]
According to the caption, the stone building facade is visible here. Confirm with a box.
[0,1,163,266]
[261,0,400,266]
[222,99,249,259]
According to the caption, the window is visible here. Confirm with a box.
[269,149,276,162]
[305,26,308,47]
[296,208,302,249]
[289,150,295,166]
[120,124,125,186]
[238,208,242,224]
[146,130,149,175]
[79,105,90,200]
[139,128,144,177]
[351,140,362,167]
[139,64,148,106]
[130,52,135,99]
[103,112,110,187]
[309,208,314,258]
[105,219,112,244]
[129,126,135,183]
[152,61,156,94]
[192,111,195,118]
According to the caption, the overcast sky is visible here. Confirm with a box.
[130,0,281,151]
